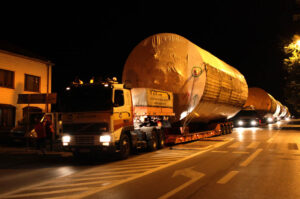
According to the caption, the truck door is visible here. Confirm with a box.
[113,89,133,133]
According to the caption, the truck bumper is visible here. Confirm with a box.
[63,144,116,154]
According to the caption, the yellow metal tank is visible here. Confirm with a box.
[243,87,278,117]
[122,33,248,123]
[277,101,285,117]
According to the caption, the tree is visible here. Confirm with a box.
[283,35,300,117]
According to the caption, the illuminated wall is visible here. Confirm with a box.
[0,50,52,130]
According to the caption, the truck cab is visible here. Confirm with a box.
[61,79,173,159]
[61,80,135,158]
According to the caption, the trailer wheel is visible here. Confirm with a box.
[118,134,130,159]
[148,133,158,151]
[228,125,232,134]
[224,125,228,134]
[221,125,226,135]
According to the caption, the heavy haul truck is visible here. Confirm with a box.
[61,33,248,158]
[241,87,290,124]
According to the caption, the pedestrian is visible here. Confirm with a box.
[35,120,46,155]
[44,115,55,151]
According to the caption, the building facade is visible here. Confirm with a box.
[0,49,53,133]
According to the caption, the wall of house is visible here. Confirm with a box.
[0,50,52,128]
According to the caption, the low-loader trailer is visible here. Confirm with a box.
[61,81,233,158]
[61,33,248,158]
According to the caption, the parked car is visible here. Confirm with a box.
[9,112,44,143]
[9,112,62,144]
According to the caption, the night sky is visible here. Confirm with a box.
[0,1,296,105]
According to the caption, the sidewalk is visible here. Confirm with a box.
[0,145,73,157]
[0,136,72,157]
[0,142,73,170]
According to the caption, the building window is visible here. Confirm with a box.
[0,69,14,88]
[0,104,16,130]
[25,74,40,92]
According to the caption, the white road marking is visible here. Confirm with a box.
[1,187,89,199]
[246,142,260,149]
[267,132,279,143]
[267,138,274,143]
[133,156,181,161]
[217,171,239,184]
[72,172,139,179]
[0,138,234,199]
[211,150,228,153]
[68,138,234,199]
[52,174,131,183]
[232,151,250,154]
[228,142,241,148]
[115,160,172,166]
[297,144,300,151]
[158,167,205,199]
[32,180,116,190]
[151,153,193,157]
[240,148,263,167]
[79,170,146,177]
[99,164,158,170]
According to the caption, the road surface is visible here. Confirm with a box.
[0,122,300,199]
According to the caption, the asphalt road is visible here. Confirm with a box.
[0,121,300,199]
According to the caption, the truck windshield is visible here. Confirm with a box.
[63,85,113,112]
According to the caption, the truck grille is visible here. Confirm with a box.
[73,135,98,145]
[63,123,108,134]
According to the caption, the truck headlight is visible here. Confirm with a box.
[251,120,257,126]
[62,135,71,143]
[267,117,273,123]
[237,120,244,126]
[100,135,111,142]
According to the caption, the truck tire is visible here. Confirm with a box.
[118,134,131,159]
[228,125,232,134]
[225,125,230,134]
[148,133,158,151]
[221,125,226,135]
[157,132,165,149]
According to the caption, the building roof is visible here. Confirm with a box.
[0,40,54,66]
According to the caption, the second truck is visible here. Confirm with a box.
[61,33,248,158]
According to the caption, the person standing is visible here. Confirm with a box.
[35,121,46,155]
[44,115,55,151]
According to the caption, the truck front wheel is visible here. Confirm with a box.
[158,133,165,149]
[118,134,130,159]
[148,133,158,151]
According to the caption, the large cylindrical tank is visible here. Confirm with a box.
[279,106,288,118]
[273,100,281,117]
[277,101,285,117]
[122,33,248,123]
[243,87,277,117]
